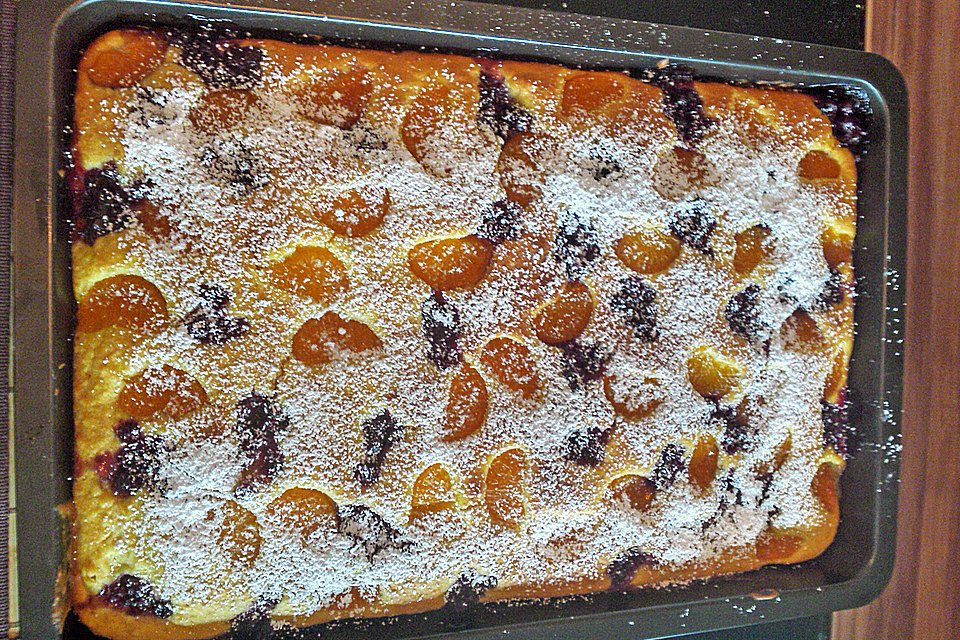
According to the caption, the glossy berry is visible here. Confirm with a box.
[108,434,167,498]
[822,397,857,458]
[355,410,404,488]
[178,28,263,89]
[812,267,847,311]
[709,406,755,454]
[199,140,266,191]
[562,424,611,466]
[444,570,498,613]
[114,419,143,444]
[336,504,410,561]
[74,162,146,244]
[610,276,659,342]
[477,69,533,141]
[652,443,684,490]
[234,393,289,497]
[649,64,716,146]
[553,210,601,279]
[99,574,173,618]
[725,284,768,343]
[183,283,250,344]
[560,341,609,390]
[808,84,872,156]
[421,293,462,369]
[669,198,716,255]
[607,547,657,590]
[477,199,524,244]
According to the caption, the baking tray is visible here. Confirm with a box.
[12,0,907,638]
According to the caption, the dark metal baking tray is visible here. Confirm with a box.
[12,0,907,638]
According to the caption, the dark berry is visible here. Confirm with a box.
[725,284,769,343]
[183,283,250,344]
[812,267,847,311]
[234,435,282,498]
[709,406,754,454]
[822,397,857,458]
[560,341,610,390]
[99,574,173,618]
[562,424,612,466]
[652,443,684,490]
[110,434,167,498]
[444,570,498,613]
[610,276,659,342]
[669,198,716,255]
[583,143,623,182]
[477,69,533,142]
[234,393,289,497]
[648,64,716,146]
[179,27,263,89]
[200,140,266,191]
[114,419,143,444]
[344,124,388,152]
[553,210,601,279]
[354,410,404,488]
[336,504,410,561]
[607,547,657,590]
[477,199,524,244]
[421,293,462,369]
[808,85,872,156]
[73,162,146,244]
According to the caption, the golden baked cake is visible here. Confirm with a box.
[68,25,860,640]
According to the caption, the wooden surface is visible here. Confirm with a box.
[832,1,960,639]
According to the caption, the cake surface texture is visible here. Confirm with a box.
[69,25,859,640]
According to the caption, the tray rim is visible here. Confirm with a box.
[12,0,908,638]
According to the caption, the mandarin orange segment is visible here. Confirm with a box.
[608,474,656,512]
[821,219,855,267]
[265,487,337,539]
[602,372,664,420]
[811,462,840,515]
[561,73,624,116]
[485,448,526,527]
[480,336,538,398]
[216,501,262,569]
[408,235,493,291]
[411,463,456,511]
[823,348,849,402]
[755,528,802,563]
[291,312,383,366]
[117,365,207,421]
[297,67,372,129]
[688,434,719,490]
[798,150,841,180]
[76,274,168,334]
[532,281,594,345]
[733,225,772,275]
[442,363,488,441]
[401,83,466,177]
[687,345,743,400]
[189,89,257,132]
[85,30,166,88]
[615,226,682,275]
[319,189,389,238]
[269,245,349,303]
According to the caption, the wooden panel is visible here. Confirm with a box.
[833,1,960,638]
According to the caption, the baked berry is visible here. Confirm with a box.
[648,64,716,146]
[183,283,250,344]
[109,434,167,498]
[114,419,143,444]
[477,69,533,142]
[99,574,173,618]
[73,162,146,244]
[234,435,282,498]
[234,393,289,497]
[652,443,684,490]
[669,198,716,255]
[354,410,404,488]
[178,27,263,89]
[421,293,462,369]
[583,143,623,182]
[709,406,755,454]
[344,123,389,152]
[336,504,410,561]
[444,570,498,613]
[725,284,769,343]
[199,140,266,191]
[808,85,872,155]
[562,424,611,466]
[553,210,601,279]
[610,276,659,342]
[822,397,857,458]
[812,267,847,311]
[477,199,524,244]
[560,341,609,390]
[607,547,657,590]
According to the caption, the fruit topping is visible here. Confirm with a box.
[610,276,659,342]
[607,547,657,590]
[648,64,716,146]
[292,312,382,366]
[117,365,207,421]
[477,69,533,141]
[798,150,841,180]
[217,500,262,569]
[725,284,769,344]
[711,406,755,454]
[114,419,142,443]
[812,266,847,311]
[808,84,872,155]
[234,393,289,497]
[421,293,462,369]
[319,189,390,237]
[476,199,525,244]
[77,274,168,334]
[182,283,250,344]
[652,443,684,490]
[484,448,526,527]
[73,162,147,244]
[602,372,664,420]
[444,570,498,613]
[199,139,266,191]
[688,434,719,490]
[552,210,601,279]
[686,345,742,399]
[495,132,555,207]
[480,336,538,398]
[270,246,349,303]
[822,397,856,458]
[100,429,168,498]
[733,224,772,275]
[408,235,493,290]
[297,67,371,129]
[354,410,405,488]
[581,142,624,182]
[615,225,681,274]
[178,28,263,89]
[533,281,594,346]
[562,424,612,466]
[336,504,411,560]
[668,198,716,255]
[266,488,337,540]
[85,30,166,89]
[811,462,840,515]
[608,474,656,511]
[442,364,488,442]
[411,463,457,511]
[99,574,173,618]
[559,341,609,390]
